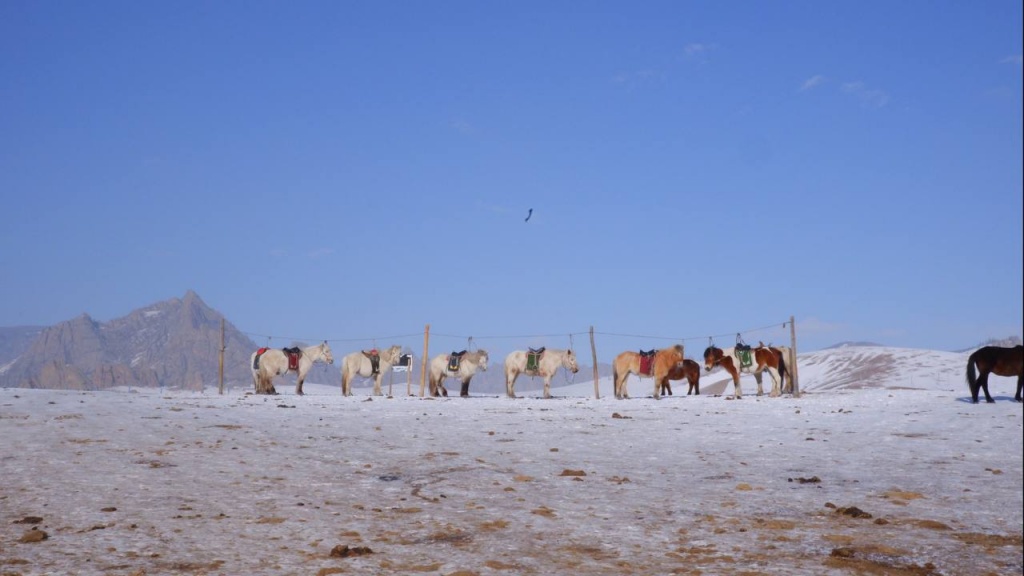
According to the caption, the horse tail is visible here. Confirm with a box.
[612,362,620,398]
[965,350,978,388]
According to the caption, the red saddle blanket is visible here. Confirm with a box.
[639,350,656,376]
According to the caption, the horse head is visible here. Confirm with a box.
[383,345,402,364]
[563,350,580,373]
[476,350,489,370]
[702,346,722,372]
[320,341,334,364]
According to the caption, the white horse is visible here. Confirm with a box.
[503,348,579,398]
[250,341,334,395]
[340,345,403,396]
[428,350,489,397]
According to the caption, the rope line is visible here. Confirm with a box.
[239,319,791,349]
[596,320,789,345]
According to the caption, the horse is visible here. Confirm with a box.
[428,350,489,397]
[659,358,702,396]
[250,341,334,395]
[503,348,580,398]
[755,342,794,395]
[965,345,1023,403]
[703,345,783,398]
[340,345,403,396]
[612,344,686,400]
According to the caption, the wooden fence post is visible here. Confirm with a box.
[789,315,800,397]
[218,318,225,394]
[419,324,430,397]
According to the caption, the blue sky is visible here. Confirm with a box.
[2,1,1021,361]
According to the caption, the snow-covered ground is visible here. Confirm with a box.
[2,346,1021,575]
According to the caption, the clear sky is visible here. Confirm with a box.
[2,1,1021,359]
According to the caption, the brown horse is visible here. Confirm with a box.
[757,342,793,394]
[703,345,783,398]
[965,345,1023,403]
[612,344,686,400]
[659,358,702,396]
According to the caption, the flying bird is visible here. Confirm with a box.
[524,208,533,222]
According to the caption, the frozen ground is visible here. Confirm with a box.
[1,346,1021,575]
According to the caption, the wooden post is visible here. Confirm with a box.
[218,318,225,394]
[789,315,800,397]
[419,324,430,397]
[590,326,600,399]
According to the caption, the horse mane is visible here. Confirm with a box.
[665,344,684,357]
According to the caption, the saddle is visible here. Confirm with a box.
[253,347,269,370]
[526,347,546,371]
[639,349,656,376]
[362,349,381,375]
[735,344,753,368]
[283,347,301,371]
[447,350,467,372]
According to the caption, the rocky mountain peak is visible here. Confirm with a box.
[0,292,256,391]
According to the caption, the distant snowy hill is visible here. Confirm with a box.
[544,344,1018,400]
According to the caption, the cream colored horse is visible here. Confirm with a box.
[250,341,334,395]
[340,345,403,396]
[503,348,579,399]
[428,350,489,397]
[612,344,686,400]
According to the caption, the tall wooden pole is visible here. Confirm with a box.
[407,357,413,396]
[419,324,430,397]
[590,326,600,399]
[218,318,225,394]
[789,315,800,397]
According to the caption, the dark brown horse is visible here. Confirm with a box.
[659,358,701,396]
[965,345,1023,403]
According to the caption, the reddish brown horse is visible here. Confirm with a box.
[612,344,686,400]
[965,345,1023,403]
[659,358,702,396]
[703,345,784,398]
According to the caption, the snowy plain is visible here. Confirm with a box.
[1,346,1021,576]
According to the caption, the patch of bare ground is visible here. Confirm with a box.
[954,531,1024,548]
[825,544,942,575]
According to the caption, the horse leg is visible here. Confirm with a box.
[295,373,305,396]
[979,370,995,403]
[460,378,471,397]
[724,362,741,399]
[260,374,277,395]
[662,380,673,396]
[767,367,781,397]
[506,371,518,399]
[753,372,764,396]
[543,375,552,399]
[1016,372,1022,403]
[373,373,383,396]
